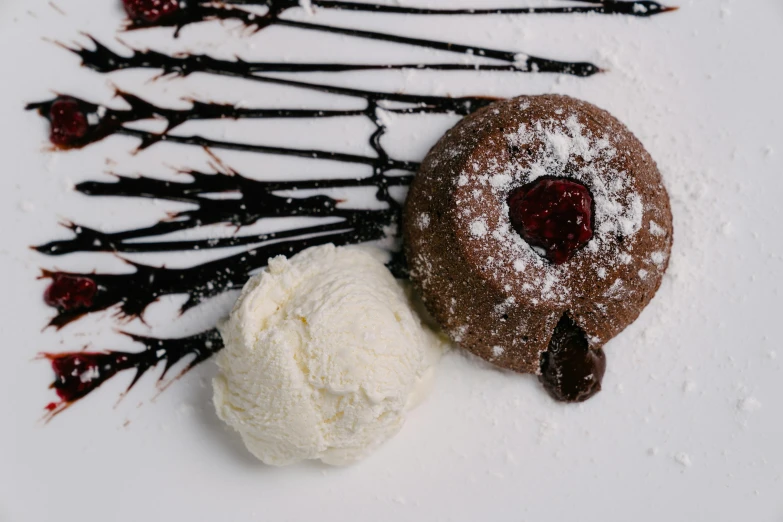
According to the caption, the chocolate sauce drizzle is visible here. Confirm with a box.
[27,84,495,156]
[63,35,597,79]
[35,170,410,256]
[126,0,677,36]
[34,0,675,415]
[42,329,223,418]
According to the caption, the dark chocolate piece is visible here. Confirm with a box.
[539,315,606,403]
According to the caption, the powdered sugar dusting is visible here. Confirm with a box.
[298,0,314,14]
[500,115,643,242]
[737,397,762,413]
[674,452,693,468]
[649,220,666,236]
[451,110,651,305]
[469,219,488,238]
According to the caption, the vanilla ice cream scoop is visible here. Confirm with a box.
[213,244,447,466]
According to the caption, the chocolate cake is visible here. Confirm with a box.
[403,94,673,401]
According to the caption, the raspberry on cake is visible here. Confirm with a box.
[507,177,594,265]
[403,94,673,402]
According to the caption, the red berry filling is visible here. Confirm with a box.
[44,274,97,311]
[49,98,89,147]
[507,177,593,264]
[123,0,180,23]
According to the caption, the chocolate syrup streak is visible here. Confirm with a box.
[64,34,596,80]
[35,170,412,256]
[40,210,399,328]
[287,0,677,16]
[126,0,677,36]
[61,39,497,110]
[43,329,223,417]
[30,93,417,171]
[120,2,604,76]
[30,46,500,161]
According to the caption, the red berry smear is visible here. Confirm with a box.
[42,351,137,416]
[44,274,97,311]
[507,178,593,264]
[49,98,89,147]
[123,0,180,23]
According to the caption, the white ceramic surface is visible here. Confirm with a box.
[1,0,782,520]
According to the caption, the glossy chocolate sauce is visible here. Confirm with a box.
[42,329,223,418]
[289,0,676,16]
[63,34,596,83]
[119,0,672,77]
[124,0,677,39]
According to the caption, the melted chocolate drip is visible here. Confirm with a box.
[43,329,223,416]
[28,95,416,170]
[539,314,606,402]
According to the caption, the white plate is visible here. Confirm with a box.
[1,1,782,520]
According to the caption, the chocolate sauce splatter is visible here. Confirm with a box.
[122,0,677,35]
[117,0,626,77]
[35,170,411,255]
